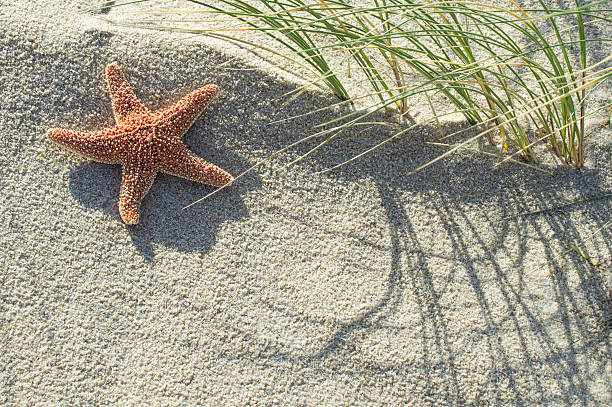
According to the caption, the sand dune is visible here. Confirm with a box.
[1,1,610,405]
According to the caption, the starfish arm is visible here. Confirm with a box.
[47,128,126,164]
[118,160,157,225]
[160,144,233,187]
[106,64,150,124]
[155,85,219,138]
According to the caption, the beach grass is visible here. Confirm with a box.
[100,0,612,172]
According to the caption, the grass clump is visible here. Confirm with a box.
[101,0,612,170]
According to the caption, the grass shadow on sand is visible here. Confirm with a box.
[205,67,611,404]
[258,113,611,404]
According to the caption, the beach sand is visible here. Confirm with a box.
[1,1,611,405]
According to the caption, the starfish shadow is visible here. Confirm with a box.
[68,146,255,260]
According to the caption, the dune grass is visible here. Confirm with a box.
[100,0,612,171]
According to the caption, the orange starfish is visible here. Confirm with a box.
[48,64,233,225]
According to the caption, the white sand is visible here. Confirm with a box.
[1,1,611,405]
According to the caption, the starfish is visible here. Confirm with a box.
[47,64,233,225]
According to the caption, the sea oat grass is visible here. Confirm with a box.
[103,0,612,170]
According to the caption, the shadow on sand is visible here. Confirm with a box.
[44,29,611,405]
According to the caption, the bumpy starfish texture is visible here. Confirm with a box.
[48,64,233,225]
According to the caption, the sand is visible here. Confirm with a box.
[1,0,611,405]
